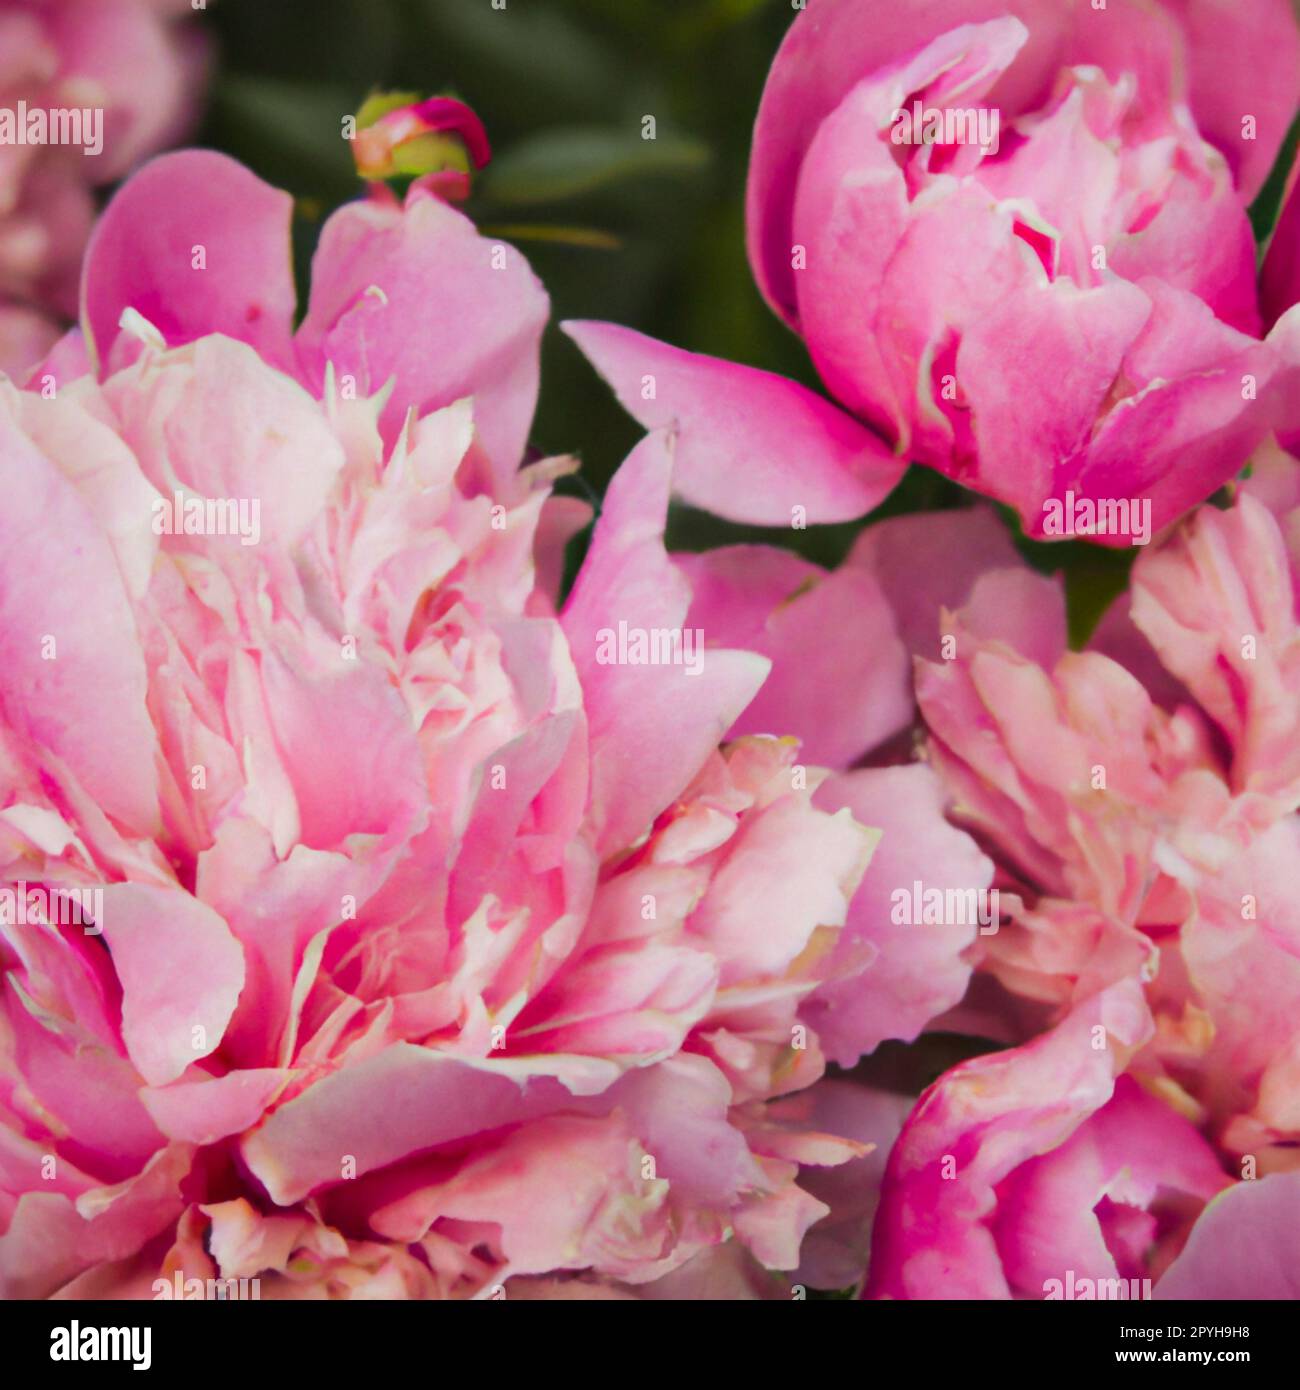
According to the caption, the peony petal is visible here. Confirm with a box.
[849,509,1057,662]
[561,431,769,854]
[99,884,245,1088]
[0,1143,191,1299]
[1262,150,1300,332]
[562,320,904,525]
[746,0,1297,324]
[792,1080,914,1291]
[141,1069,290,1145]
[867,981,1151,1299]
[995,1077,1228,1296]
[678,546,911,767]
[297,192,548,481]
[0,399,160,835]
[804,764,993,1064]
[81,150,297,373]
[241,1045,618,1206]
[1155,1171,1300,1300]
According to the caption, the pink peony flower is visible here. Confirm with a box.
[867,983,1230,1299]
[565,2,1300,544]
[742,0,1300,541]
[0,150,979,1300]
[869,443,1300,1296]
[0,0,205,378]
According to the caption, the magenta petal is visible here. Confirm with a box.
[747,0,1298,323]
[1160,0,1300,202]
[994,1078,1228,1296]
[788,19,1029,432]
[1077,288,1288,535]
[409,97,492,168]
[960,278,1152,530]
[747,0,1070,324]
[562,320,904,525]
[1262,150,1300,332]
[867,981,1152,1299]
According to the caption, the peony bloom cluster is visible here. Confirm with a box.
[861,440,1300,1298]
[4,0,1300,1306]
[623,433,1300,1298]
[559,0,1300,1298]
[0,149,1000,1299]
[0,0,204,379]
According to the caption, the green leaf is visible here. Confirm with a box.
[1250,107,1300,249]
[208,0,398,87]
[481,127,710,207]
[480,223,623,250]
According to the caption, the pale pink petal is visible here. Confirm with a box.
[103,335,345,550]
[241,1046,618,1206]
[804,764,993,1064]
[1130,491,1300,796]
[141,1069,290,1145]
[0,1143,191,1299]
[297,191,549,480]
[99,884,245,1088]
[847,507,1022,660]
[793,1081,914,1291]
[1155,1172,1300,1300]
[0,400,160,835]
